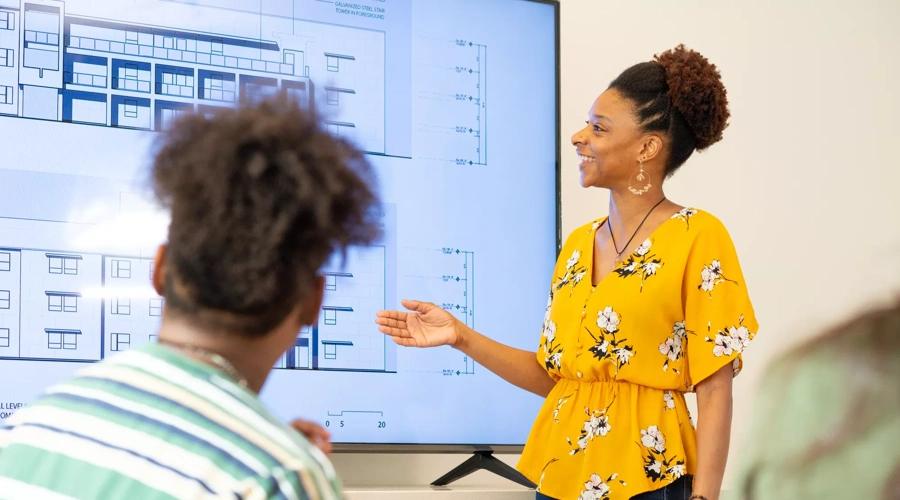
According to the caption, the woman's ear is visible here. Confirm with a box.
[639,135,664,163]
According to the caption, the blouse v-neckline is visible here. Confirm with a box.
[587,212,684,289]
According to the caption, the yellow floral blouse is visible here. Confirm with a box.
[517,209,758,500]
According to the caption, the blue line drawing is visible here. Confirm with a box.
[415,37,488,166]
[403,247,476,376]
[277,246,387,372]
[45,328,81,350]
[322,305,353,326]
[110,332,129,351]
[0,0,389,153]
[45,291,80,313]
[0,10,16,31]
[0,250,21,358]
[110,259,130,278]
[0,85,12,105]
[111,59,151,93]
[325,272,352,291]
[149,298,163,317]
[322,340,353,360]
[46,253,81,275]
[110,297,130,315]
[327,410,383,417]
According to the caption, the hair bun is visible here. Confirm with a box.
[654,44,730,151]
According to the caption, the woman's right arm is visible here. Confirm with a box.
[376,299,556,398]
[454,322,556,398]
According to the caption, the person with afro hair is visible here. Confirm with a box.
[377,45,754,500]
[0,93,381,499]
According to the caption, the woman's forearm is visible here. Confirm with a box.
[693,364,734,500]
[454,323,557,398]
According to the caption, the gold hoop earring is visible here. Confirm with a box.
[628,159,652,195]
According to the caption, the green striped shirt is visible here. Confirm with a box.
[0,344,343,500]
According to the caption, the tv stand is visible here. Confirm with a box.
[431,451,536,489]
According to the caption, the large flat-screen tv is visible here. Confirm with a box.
[0,0,560,452]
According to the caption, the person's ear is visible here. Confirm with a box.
[151,245,167,297]
[638,135,663,164]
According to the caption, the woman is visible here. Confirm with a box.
[0,94,380,499]
[733,299,900,500]
[377,45,757,500]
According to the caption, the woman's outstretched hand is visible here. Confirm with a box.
[376,299,462,348]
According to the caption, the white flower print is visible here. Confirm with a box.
[640,425,685,483]
[613,347,633,366]
[671,208,699,230]
[706,316,754,358]
[557,250,587,296]
[567,250,581,270]
[615,239,663,291]
[592,339,610,359]
[659,338,681,362]
[646,460,663,476]
[543,290,553,321]
[699,260,737,297]
[636,238,652,256]
[597,307,620,333]
[700,260,722,291]
[668,464,687,479]
[589,307,635,372]
[579,474,610,500]
[659,321,692,372]
[642,261,662,276]
[542,320,556,344]
[584,414,611,438]
[553,393,573,423]
[577,472,625,500]
[641,425,666,453]
[729,324,752,348]
[590,220,602,234]
[663,391,675,411]
[547,352,562,369]
[568,400,616,456]
[541,306,563,372]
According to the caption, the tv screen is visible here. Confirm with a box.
[0,0,559,448]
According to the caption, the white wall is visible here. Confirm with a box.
[335,0,900,492]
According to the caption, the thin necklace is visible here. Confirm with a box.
[163,342,250,389]
[608,197,667,263]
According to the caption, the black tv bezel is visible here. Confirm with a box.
[334,0,561,455]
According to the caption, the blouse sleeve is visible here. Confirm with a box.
[682,222,759,390]
[536,240,569,382]
[536,282,562,382]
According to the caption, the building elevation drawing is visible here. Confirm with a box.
[0,0,396,155]
[0,243,392,372]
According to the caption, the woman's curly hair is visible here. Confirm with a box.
[609,44,730,175]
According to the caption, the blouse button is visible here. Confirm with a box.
[577,372,582,378]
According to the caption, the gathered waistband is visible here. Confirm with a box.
[554,377,684,393]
